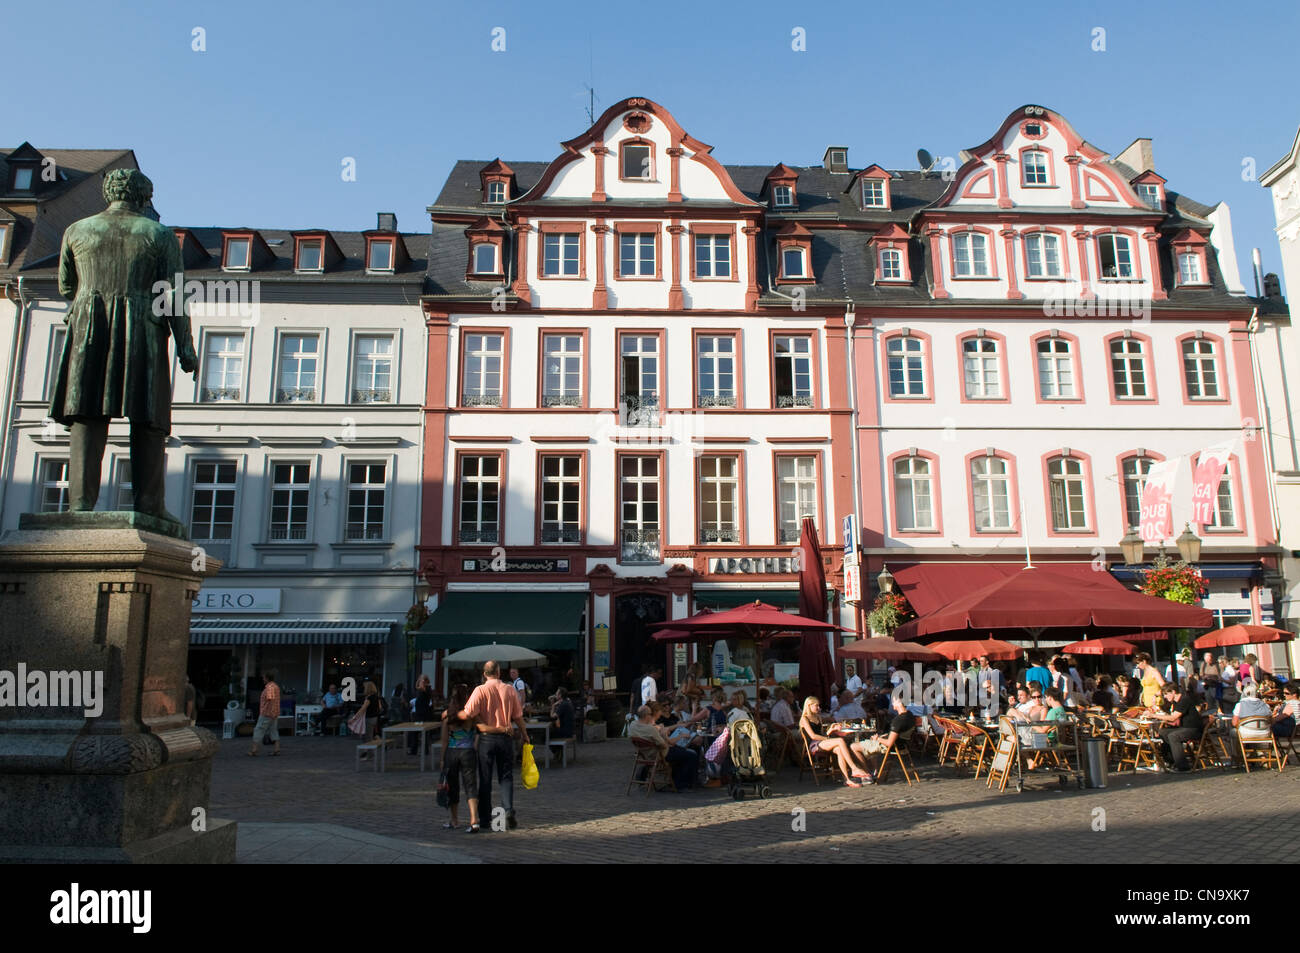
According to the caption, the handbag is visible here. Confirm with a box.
[435,772,450,808]
[706,727,730,762]
[347,709,368,736]
[521,743,540,790]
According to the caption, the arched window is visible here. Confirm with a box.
[893,455,935,532]
[1047,456,1088,531]
[970,455,1013,531]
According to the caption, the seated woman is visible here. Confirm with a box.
[704,689,730,731]
[799,696,872,787]
[672,694,708,727]
[1025,687,1071,770]
[727,689,755,724]
[1272,683,1299,739]
[1114,674,1139,709]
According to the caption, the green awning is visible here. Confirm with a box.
[190,618,395,645]
[693,589,801,610]
[415,591,586,652]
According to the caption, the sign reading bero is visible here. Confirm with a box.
[191,588,282,614]
[710,556,797,574]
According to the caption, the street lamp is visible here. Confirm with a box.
[1175,523,1202,565]
[1119,526,1145,566]
[414,574,430,607]
[876,564,895,594]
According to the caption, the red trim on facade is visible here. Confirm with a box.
[688,223,740,283]
[1113,449,1167,533]
[880,328,935,404]
[511,220,532,306]
[771,450,825,547]
[1001,228,1023,299]
[590,145,608,202]
[536,327,591,410]
[452,448,508,547]
[1029,329,1086,404]
[955,330,1011,403]
[666,145,683,202]
[1102,330,1160,405]
[691,328,745,410]
[926,228,949,298]
[591,221,609,308]
[614,448,668,566]
[993,154,1012,208]
[1227,325,1274,545]
[1064,154,1085,209]
[945,225,1000,282]
[612,221,664,281]
[1017,226,1072,283]
[1174,331,1230,405]
[534,449,590,546]
[456,326,512,409]
[667,221,685,309]
[1017,144,1058,189]
[963,448,1022,538]
[536,221,588,280]
[961,168,996,200]
[768,328,823,410]
[694,452,747,546]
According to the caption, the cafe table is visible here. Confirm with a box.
[380,722,441,773]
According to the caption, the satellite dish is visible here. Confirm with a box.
[917,148,934,172]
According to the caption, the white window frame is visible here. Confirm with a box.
[971,456,1013,531]
[619,455,661,562]
[190,460,238,542]
[887,335,927,398]
[1121,456,1153,530]
[699,456,740,544]
[953,233,989,277]
[1178,252,1202,284]
[542,334,583,407]
[1022,150,1049,186]
[694,234,731,279]
[622,143,653,180]
[268,461,312,542]
[224,237,251,271]
[1183,339,1220,399]
[1048,456,1088,531]
[540,455,582,544]
[1110,338,1148,399]
[696,335,736,407]
[38,457,69,513]
[367,239,395,273]
[1136,183,1161,209]
[345,461,389,542]
[351,333,395,404]
[861,179,886,207]
[486,180,507,204]
[1024,233,1062,278]
[962,337,1001,399]
[462,332,504,406]
[1203,460,1238,530]
[542,232,581,277]
[772,184,793,208]
[893,456,934,532]
[781,246,807,278]
[1036,338,1076,399]
[618,232,656,277]
[472,243,498,274]
[619,334,660,423]
[458,455,501,544]
[1097,234,1134,279]
[773,335,813,408]
[879,248,903,280]
[777,455,818,544]
[275,332,320,403]
[201,331,245,403]
[296,239,323,273]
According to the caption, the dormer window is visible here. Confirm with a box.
[880,249,902,279]
[224,237,251,271]
[1136,183,1161,209]
[781,247,807,278]
[1171,229,1209,287]
[296,239,323,272]
[764,163,800,210]
[11,166,33,191]
[473,244,497,274]
[773,185,793,207]
[486,181,507,204]
[367,239,394,272]
[621,141,653,180]
[862,180,886,207]
[852,166,892,210]
[870,223,912,283]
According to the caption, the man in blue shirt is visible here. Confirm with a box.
[1024,653,1053,695]
[316,683,344,735]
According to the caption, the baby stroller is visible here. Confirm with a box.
[727,719,772,801]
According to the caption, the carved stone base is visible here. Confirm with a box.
[0,818,238,864]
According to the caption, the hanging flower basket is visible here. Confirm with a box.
[1138,555,1207,606]
[866,591,915,637]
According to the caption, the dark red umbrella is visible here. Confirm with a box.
[928,638,1021,661]
[797,516,837,704]
[1059,636,1140,656]
[1194,624,1294,649]
[648,600,851,636]
[896,566,1212,642]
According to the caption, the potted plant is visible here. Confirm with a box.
[1138,551,1207,606]
[867,591,915,637]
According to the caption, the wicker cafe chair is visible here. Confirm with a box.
[1236,717,1285,773]
[965,723,998,779]
[761,722,792,773]
[934,716,970,767]
[626,737,676,795]
[799,729,838,786]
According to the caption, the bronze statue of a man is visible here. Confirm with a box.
[48,168,197,522]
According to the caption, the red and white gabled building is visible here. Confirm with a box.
[853,105,1282,642]
[417,98,857,693]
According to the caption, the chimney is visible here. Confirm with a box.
[1264,273,1282,298]
[377,212,397,232]
[1115,138,1155,174]
[823,146,849,173]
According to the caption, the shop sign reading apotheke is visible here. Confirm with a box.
[710,556,797,574]
[191,588,282,614]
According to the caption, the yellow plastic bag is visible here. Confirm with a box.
[521,742,540,789]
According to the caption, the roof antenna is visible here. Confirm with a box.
[583,33,598,125]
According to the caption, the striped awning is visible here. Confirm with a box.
[190,618,396,645]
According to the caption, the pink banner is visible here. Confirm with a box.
[1139,459,1176,542]
[1190,443,1233,527]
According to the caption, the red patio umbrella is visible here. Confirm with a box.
[895,566,1212,644]
[1194,624,1295,649]
[797,516,837,705]
[838,637,945,663]
[1059,636,1140,656]
[927,638,1021,661]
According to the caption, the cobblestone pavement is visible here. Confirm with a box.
[211,734,1300,863]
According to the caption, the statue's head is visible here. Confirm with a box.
[102,168,153,207]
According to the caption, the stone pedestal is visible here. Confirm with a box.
[0,518,236,863]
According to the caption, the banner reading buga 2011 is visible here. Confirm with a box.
[1139,459,1177,542]
[1190,441,1235,527]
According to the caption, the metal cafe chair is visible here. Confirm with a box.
[1236,717,1285,773]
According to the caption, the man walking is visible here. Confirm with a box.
[248,670,281,757]
[641,666,661,709]
[459,660,528,830]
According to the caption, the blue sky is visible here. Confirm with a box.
[9,0,1298,293]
